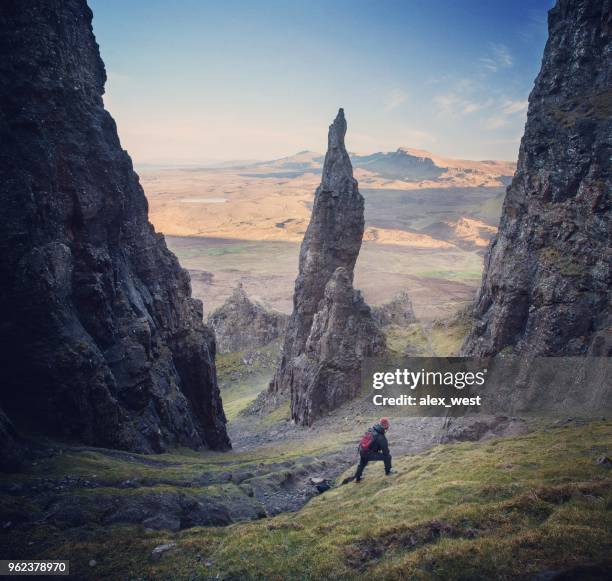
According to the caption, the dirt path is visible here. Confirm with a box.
[219,400,447,514]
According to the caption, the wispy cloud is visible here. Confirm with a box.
[404,129,437,145]
[433,93,460,115]
[483,98,528,130]
[462,98,495,114]
[501,99,528,115]
[434,92,493,117]
[479,43,514,73]
[384,88,409,111]
[483,115,508,130]
[493,44,514,66]
[517,8,548,42]
[485,135,523,146]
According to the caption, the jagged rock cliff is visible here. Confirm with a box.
[290,268,385,423]
[0,0,230,460]
[372,291,417,327]
[208,284,288,353]
[269,110,385,425]
[462,0,611,359]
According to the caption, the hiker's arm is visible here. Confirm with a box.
[380,434,390,457]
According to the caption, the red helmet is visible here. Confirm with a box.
[379,417,390,430]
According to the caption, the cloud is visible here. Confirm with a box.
[493,44,514,66]
[479,43,514,73]
[483,115,508,130]
[501,99,528,115]
[433,93,460,115]
[483,99,528,130]
[384,88,409,111]
[462,102,481,114]
[404,129,437,144]
[485,135,523,146]
[434,93,493,116]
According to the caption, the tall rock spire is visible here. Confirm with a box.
[0,0,230,458]
[269,109,385,425]
[462,0,610,360]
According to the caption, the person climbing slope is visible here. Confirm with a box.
[353,417,393,482]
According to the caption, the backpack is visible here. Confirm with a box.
[358,428,375,454]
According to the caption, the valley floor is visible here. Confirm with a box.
[166,236,482,322]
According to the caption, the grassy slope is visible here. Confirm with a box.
[15,421,610,580]
[384,311,471,357]
[216,341,280,420]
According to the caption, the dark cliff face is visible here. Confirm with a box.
[0,0,230,460]
[462,0,611,359]
[269,110,385,424]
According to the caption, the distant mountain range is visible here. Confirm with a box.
[142,145,514,255]
[241,147,515,188]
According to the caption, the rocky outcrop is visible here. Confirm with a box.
[269,109,385,424]
[207,284,288,353]
[462,0,611,360]
[289,268,386,423]
[0,0,230,460]
[372,291,417,327]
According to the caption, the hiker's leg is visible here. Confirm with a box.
[384,453,392,475]
[367,452,386,471]
[354,456,368,481]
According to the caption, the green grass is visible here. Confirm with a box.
[385,323,433,355]
[384,311,471,357]
[0,420,356,489]
[550,88,612,128]
[219,372,272,421]
[259,400,291,427]
[8,422,609,579]
[428,311,472,356]
[170,241,262,260]
[216,341,280,420]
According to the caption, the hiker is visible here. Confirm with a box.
[354,417,392,482]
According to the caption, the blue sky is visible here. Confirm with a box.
[89,0,554,163]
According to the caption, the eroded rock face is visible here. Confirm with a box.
[269,110,385,424]
[290,268,386,424]
[0,0,230,459]
[462,0,611,359]
[372,291,417,327]
[207,284,288,353]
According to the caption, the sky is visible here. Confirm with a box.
[89,0,554,164]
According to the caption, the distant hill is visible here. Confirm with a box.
[143,144,512,248]
[236,147,515,188]
[352,148,444,181]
